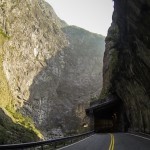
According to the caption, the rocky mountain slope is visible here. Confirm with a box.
[101,0,150,133]
[0,0,105,142]
[0,108,39,144]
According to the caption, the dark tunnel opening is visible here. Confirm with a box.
[86,96,130,133]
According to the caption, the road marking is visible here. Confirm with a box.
[126,133,150,141]
[57,134,95,150]
[109,134,112,150]
[112,134,114,150]
[109,134,114,150]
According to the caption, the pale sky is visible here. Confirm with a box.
[45,0,114,36]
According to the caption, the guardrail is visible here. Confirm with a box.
[0,131,94,150]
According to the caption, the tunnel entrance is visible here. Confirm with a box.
[86,95,129,133]
[93,99,122,132]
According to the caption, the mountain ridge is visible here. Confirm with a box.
[0,0,105,142]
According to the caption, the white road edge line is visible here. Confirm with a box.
[138,132,150,137]
[57,134,95,150]
[126,133,150,141]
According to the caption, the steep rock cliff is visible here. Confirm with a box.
[101,0,150,133]
[0,0,105,140]
[23,25,104,137]
[0,108,39,144]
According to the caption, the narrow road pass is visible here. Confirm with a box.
[58,133,150,150]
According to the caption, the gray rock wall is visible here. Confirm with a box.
[101,0,150,133]
[0,0,105,138]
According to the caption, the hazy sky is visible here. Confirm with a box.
[45,0,114,36]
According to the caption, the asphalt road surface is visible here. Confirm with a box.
[58,133,150,150]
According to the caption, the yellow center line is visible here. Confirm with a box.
[109,134,112,150]
[109,134,115,150]
[112,134,114,150]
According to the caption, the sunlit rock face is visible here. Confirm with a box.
[0,108,39,144]
[0,0,104,138]
[101,0,150,133]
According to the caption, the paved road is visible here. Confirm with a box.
[58,133,150,150]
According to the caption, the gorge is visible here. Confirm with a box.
[0,0,150,145]
[101,0,150,133]
[0,0,104,143]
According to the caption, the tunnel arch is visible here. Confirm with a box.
[86,95,130,133]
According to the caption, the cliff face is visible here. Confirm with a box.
[0,0,105,140]
[23,25,104,137]
[101,0,150,133]
[0,108,39,144]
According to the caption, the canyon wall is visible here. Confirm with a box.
[101,0,150,133]
[0,0,105,141]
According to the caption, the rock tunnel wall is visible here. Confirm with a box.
[101,0,150,133]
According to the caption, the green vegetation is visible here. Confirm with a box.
[0,29,11,107]
[0,29,9,39]
[100,87,109,99]
[0,108,39,144]
[5,106,43,139]
[90,96,98,102]
[0,28,43,143]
